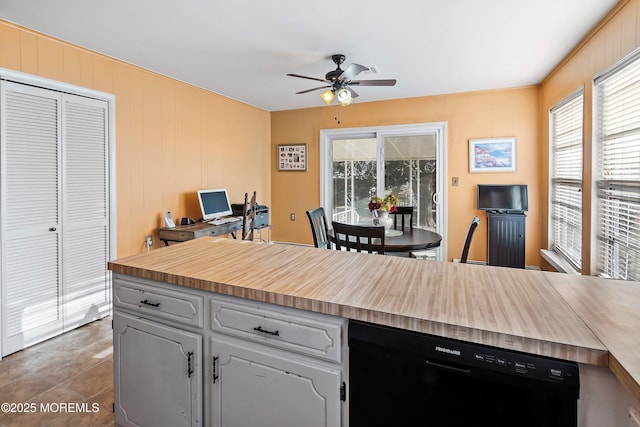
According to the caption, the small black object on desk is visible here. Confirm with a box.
[231,203,269,228]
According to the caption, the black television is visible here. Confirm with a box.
[477,184,528,213]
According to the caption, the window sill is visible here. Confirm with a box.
[540,249,580,274]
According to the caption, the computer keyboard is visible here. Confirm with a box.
[209,217,241,225]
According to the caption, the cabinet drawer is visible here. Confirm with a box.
[174,231,194,240]
[114,278,204,328]
[210,296,344,363]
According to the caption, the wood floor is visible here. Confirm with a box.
[0,317,114,426]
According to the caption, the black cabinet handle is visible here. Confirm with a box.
[187,351,194,378]
[49,227,56,232]
[140,299,160,307]
[213,356,219,384]
[253,326,280,336]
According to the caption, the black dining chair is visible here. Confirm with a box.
[391,206,413,230]
[306,207,331,249]
[460,215,481,263]
[331,221,385,255]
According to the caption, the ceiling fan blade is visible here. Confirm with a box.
[350,79,397,86]
[295,85,331,94]
[287,73,330,84]
[348,87,359,98]
[337,63,369,83]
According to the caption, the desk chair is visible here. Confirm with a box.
[392,206,414,230]
[306,207,331,249]
[460,215,480,263]
[331,221,385,255]
[242,191,257,241]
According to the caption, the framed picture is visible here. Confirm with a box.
[277,144,307,171]
[469,137,516,173]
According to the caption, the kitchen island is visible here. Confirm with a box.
[108,237,640,426]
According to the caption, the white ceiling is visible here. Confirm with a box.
[0,0,619,112]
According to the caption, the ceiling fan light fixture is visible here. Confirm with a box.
[288,54,396,106]
[337,88,352,106]
[320,89,335,105]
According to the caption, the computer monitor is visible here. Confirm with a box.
[197,189,233,221]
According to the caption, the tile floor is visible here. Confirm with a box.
[0,317,114,427]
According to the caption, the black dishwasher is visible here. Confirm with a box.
[348,320,580,427]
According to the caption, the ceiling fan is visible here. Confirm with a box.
[287,54,397,106]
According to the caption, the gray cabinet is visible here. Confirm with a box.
[487,213,526,268]
[114,313,202,427]
[210,334,342,427]
[113,275,204,426]
[112,274,346,426]
[208,293,346,426]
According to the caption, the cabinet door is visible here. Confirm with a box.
[488,214,526,268]
[211,334,342,427]
[114,313,202,427]
[0,82,63,356]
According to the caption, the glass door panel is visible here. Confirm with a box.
[383,135,438,231]
[331,138,377,224]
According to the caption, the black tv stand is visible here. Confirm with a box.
[486,212,526,268]
[487,209,524,215]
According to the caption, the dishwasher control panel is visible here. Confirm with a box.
[349,320,579,395]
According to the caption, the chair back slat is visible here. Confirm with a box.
[242,191,257,240]
[331,221,385,254]
[392,206,414,230]
[306,207,331,249]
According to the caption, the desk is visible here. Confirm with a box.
[159,221,242,245]
[329,227,441,253]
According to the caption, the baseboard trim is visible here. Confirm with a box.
[453,258,540,270]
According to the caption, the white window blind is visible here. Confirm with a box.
[594,53,640,281]
[550,92,584,271]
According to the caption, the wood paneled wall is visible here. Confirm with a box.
[271,88,540,264]
[3,0,630,267]
[540,0,639,274]
[0,21,271,258]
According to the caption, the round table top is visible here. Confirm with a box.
[329,227,442,253]
[380,227,442,252]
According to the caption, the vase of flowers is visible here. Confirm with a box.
[368,193,399,231]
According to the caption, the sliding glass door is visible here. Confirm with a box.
[320,123,447,260]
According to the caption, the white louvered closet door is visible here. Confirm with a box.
[61,94,110,331]
[1,82,63,355]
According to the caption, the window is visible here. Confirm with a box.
[549,91,584,271]
[594,53,640,280]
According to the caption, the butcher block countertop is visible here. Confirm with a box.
[108,237,640,401]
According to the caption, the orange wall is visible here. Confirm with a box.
[271,87,541,264]
[540,0,639,274]
[0,21,271,258]
[6,0,632,268]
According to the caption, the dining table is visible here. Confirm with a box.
[328,226,442,254]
